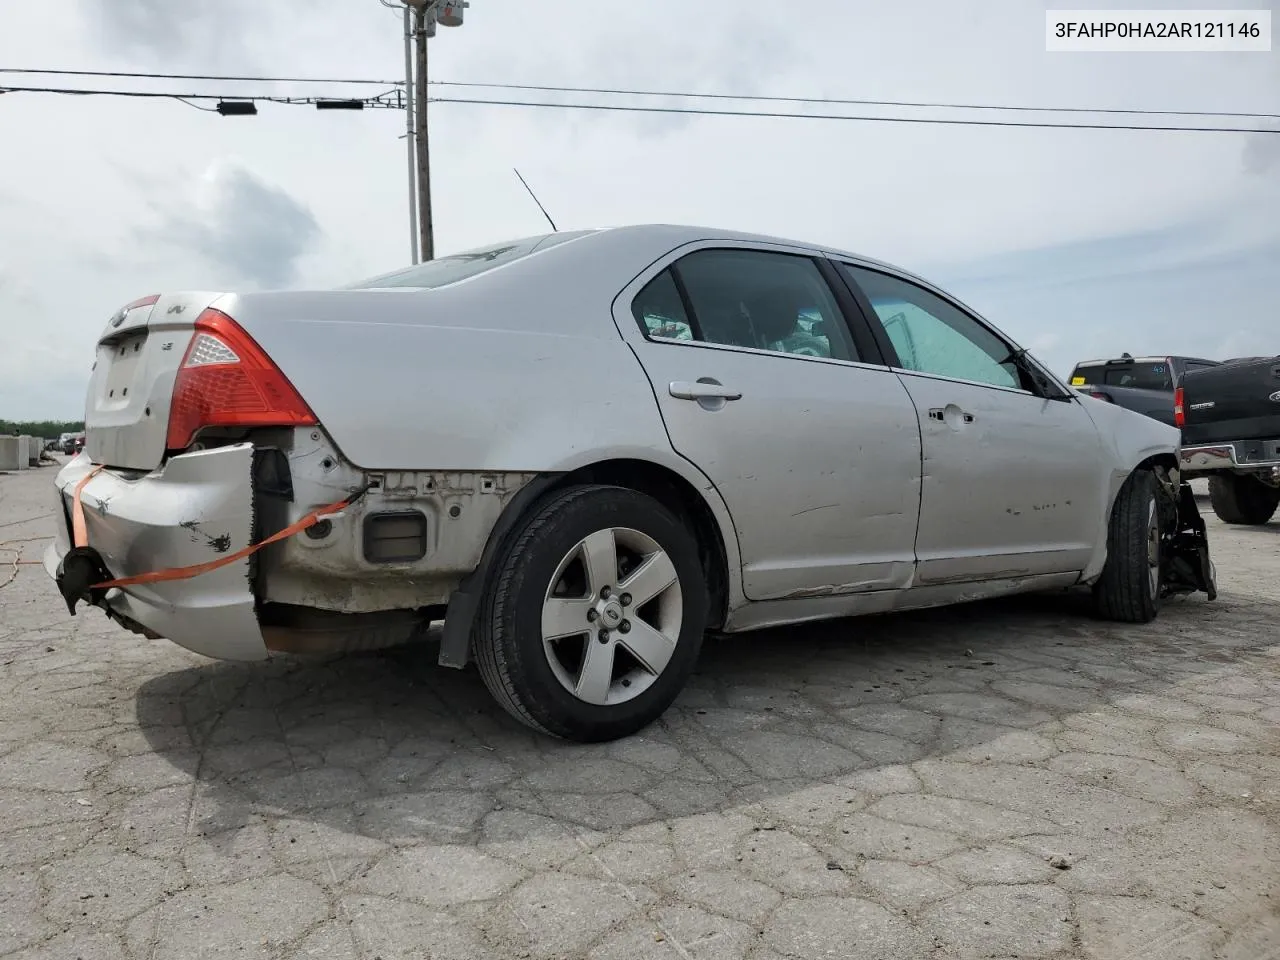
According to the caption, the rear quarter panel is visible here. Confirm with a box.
[218,228,708,477]
[225,298,676,474]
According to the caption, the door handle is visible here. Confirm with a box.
[669,381,742,402]
[928,407,975,423]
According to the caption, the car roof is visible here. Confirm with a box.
[582,223,929,284]
[1072,355,1218,367]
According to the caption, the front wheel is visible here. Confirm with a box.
[473,484,707,742]
[1093,469,1163,623]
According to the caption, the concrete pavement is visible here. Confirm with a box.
[1,464,1277,959]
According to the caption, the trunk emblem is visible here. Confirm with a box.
[167,304,186,315]
[1270,391,1280,403]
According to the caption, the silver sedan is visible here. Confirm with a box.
[48,225,1216,741]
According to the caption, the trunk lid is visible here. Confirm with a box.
[1180,356,1280,446]
[84,292,225,471]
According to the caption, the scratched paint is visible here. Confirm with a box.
[179,520,233,554]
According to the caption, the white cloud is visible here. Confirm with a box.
[141,159,320,289]
[0,0,1276,420]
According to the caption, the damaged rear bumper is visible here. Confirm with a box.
[45,445,268,661]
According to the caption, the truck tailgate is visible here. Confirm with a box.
[1181,357,1280,446]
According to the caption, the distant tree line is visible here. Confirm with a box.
[2,420,85,438]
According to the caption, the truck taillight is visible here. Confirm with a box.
[166,308,317,450]
[1173,386,1185,427]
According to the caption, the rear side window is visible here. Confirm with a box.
[348,231,593,289]
[631,249,857,362]
[631,270,695,341]
[1069,365,1101,386]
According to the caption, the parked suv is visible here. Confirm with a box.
[1068,354,1219,425]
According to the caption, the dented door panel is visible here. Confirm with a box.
[896,374,1107,584]
[623,343,923,601]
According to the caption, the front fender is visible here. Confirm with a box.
[1076,395,1182,581]
[1080,393,1181,488]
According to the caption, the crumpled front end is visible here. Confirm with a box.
[1159,473,1218,601]
[45,444,268,661]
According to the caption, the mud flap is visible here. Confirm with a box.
[1162,482,1217,601]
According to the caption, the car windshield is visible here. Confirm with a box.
[346,231,594,290]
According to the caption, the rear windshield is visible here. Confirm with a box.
[1070,361,1173,390]
[347,230,593,290]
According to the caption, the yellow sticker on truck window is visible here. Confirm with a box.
[1070,376,1086,385]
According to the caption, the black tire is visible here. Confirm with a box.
[472,484,707,742]
[1093,469,1162,623]
[1208,474,1280,525]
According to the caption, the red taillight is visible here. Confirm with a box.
[1173,386,1185,427]
[166,308,317,450]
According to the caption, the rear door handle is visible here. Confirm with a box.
[669,381,742,401]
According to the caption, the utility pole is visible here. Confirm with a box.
[414,3,434,262]
[401,0,467,262]
[401,3,419,263]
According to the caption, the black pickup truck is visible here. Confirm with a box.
[1178,355,1280,525]
[1068,354,1219,425]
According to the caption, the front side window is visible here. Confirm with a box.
[840,264,1018,389]
[631,249,856,362]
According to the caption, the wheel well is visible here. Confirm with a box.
[1128,453,1180,519]
[1135,452,1179,484]
[553,459,731,630]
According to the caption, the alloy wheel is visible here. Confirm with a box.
[540,526,683,706]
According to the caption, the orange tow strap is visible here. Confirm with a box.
[70,464,358,591]
[70,466,104,551]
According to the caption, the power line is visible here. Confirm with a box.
[0,83,403,109]
[430,96,1280,134]
[2,66,1277,121]
[173,97,220,113]
[2,83,1277,133]
[432,79,1280,122]
[0,67,403,86]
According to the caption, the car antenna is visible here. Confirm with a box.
[513,168,558,232]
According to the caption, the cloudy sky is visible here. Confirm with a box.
[0,0,1276,420]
